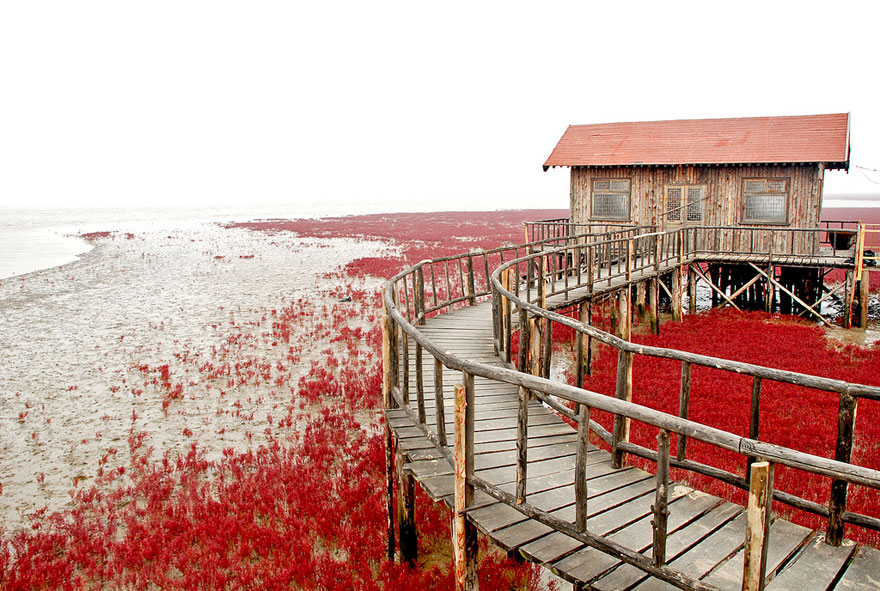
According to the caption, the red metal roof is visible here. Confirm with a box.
[543,113,850,170]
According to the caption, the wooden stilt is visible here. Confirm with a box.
[671,266,682,322]
[742,461,774,591]
[637,281,647,321]
[650,278,660,334]
[688,265,697,314]
[575,301,591,386]
[396,446,417,565]
[844,270,853,329]
[385,425,395,561]
[529,316,542,378]
[542,319,552,380]
[764,264,775,313]
[619,287,631,340]
[859,270,870,328]
[710,264,719,308]
[381,287,396,561]
[454,377,478,590]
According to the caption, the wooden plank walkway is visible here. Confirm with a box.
[384,297,880,590]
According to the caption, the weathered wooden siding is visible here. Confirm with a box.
[570,164,825,254]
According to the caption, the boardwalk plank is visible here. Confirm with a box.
[591,502,743,590]
[834,544,880,590]
[552,490,723,584]
[701,518,812,590]
[766,534,854,590]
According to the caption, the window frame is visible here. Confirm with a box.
[741,177,790,226]
[590,178,631,222]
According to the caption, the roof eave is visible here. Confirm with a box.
[543,160,850,170]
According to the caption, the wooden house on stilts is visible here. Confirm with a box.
[540,113,870,326]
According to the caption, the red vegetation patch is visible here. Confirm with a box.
[571,308,880,545]
[80,231,114,240]
[230,209,567,278]
[1,211,556,589]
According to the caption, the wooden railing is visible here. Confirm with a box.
[527,218,863,260]
[382,225,880,590]
[524,220,653,244]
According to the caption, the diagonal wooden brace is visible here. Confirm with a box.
[748,263,832,326]
[690,264,741,311]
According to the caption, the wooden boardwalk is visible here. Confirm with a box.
[385,299,880,590]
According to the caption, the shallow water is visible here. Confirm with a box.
[0,223,391,529]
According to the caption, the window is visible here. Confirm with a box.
[591,179,630,221]
[665,185,703,225]
[742,178,789,224]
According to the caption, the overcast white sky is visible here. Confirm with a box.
[1,1,878,213]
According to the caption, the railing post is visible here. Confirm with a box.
[402,330,410,405]
[390,290,400,392]
[381,287,396,410]
[416,265,426,325]
[526,248,534,304]
[742,461,774,591]
[518,306,530,374]
[747,377,762,482]
[434,358,447,447]
[650,277,660,335]
[402,275,411,321]
[490,276,500,356]
[503,269,513,364]
[430,263,438,309]
[575,401,591,532]
[415,342,425,424]
[466,254,476,306]
[587,244,594,296]
[654,233,661,273]
[611,349,633,468]
[676,361,691,461]
[454,375,477,590]
[444,260,452,308]
[653,429,670,567]
[626,238,633,285]
[827,389,857,546]
[516,385,529,504]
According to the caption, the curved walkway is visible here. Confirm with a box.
[385,297,880,590]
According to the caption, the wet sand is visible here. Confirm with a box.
[0,223,390,529]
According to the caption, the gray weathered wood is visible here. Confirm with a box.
[742,461,773,591]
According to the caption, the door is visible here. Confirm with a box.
[664,185,704,229]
